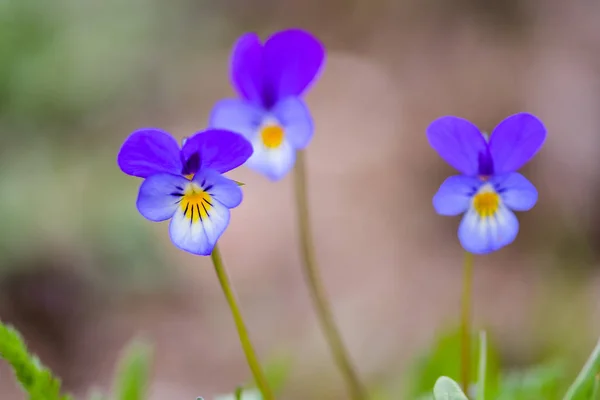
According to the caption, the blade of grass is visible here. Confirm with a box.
[113,339,153,400]
[592,374,600,399]
[563,339,600,400]
[476,331,487,400]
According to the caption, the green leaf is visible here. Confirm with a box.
[241,352,292,395]
[405,326,500,399]
[235,386,244,400]
[262,353,293,394]
[433,377,468,400]
[591,374,600,400]
[496,362,563,400]
[0,320,72,400]
[113,338,153,400]
[563,339,600,400]
[234,180,245,187]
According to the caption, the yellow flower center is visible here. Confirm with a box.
[473,190,500,218]
[180,184,213,223]
[261,124,285,149]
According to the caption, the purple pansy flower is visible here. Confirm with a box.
[208,29,326,181]
[117,128,253,255]
[428,113,546,254]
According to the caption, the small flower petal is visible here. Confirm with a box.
[272,97,314,149]
[231,33,265,106]
[193,169,243,208]
[117,129,182,178]
[492,172,538,211]
[181,129,253,174]
[433,175,482,216]
[136,173,189,221]
[169,197,231,256]
[488,113,546,174]
[264,29,325,103]
[247,137,296,181]
[208,98,265,140]
[427,116,489,176]
[458,205,519,254]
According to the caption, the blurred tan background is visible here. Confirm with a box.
[1,0,600,398]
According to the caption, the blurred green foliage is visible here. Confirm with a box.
[563,340,600,400]
[112,339,153,400]
[0,0,159,139]
[0,142,171,293]
[406,326,500,399]
[405,325,594,400]
[0,320,155,400]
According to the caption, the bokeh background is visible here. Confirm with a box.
[1,0,600,398]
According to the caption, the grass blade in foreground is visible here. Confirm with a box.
[563,339,600,400]
[0,321,72,400]
[477,331,487,400]
[113,339,153,400]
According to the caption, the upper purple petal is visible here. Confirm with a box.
[263,29,325,104]
[426,116,489,176]
[181,129,253,174]
[117,128,182,178]
[488,113,546,174]
[231,33,265,106]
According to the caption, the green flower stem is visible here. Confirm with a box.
[460,251,474,395]
[294,150,368,400]
[211,245,274,400]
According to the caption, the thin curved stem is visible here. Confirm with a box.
[211,245,274,400]
[461,251,474,395]
[293,150,368,400]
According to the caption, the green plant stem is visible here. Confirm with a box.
[293,150,368,400]
[211,245,274,400]
[461,251,474,395]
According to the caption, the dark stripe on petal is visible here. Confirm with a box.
[201,202,210,218]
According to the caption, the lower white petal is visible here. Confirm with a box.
[246,136,296,181]
[458,205,519,254]
[169,198,230,256]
